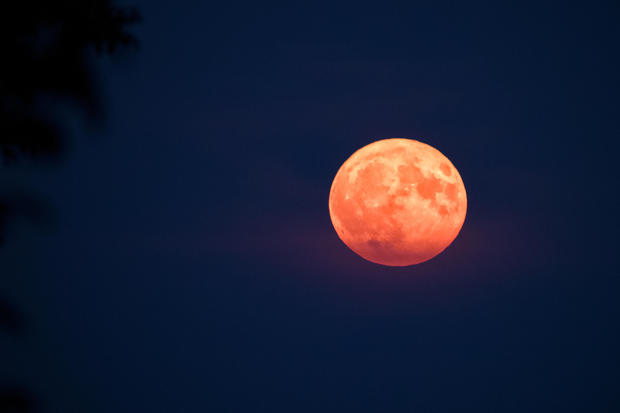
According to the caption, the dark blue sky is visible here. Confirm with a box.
[3,0,620,411]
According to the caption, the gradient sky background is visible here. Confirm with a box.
[3,0,620,411]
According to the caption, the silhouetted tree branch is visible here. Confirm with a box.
[1,0,141,164]
[1,2,140,410]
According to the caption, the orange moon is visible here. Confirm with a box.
[329,138,467,266]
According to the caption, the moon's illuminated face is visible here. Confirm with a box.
[329,138,467,266]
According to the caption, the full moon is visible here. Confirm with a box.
[329,138,467,266]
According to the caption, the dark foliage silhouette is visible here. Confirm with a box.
[1,1,139,411]
[0,387,36,413]
[1,0,140,163]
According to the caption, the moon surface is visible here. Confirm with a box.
[329,138,467,266]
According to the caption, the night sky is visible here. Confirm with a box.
[3,0,620,411]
